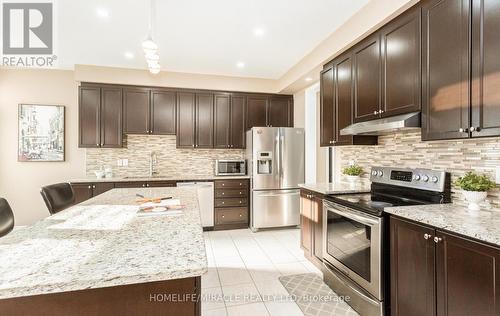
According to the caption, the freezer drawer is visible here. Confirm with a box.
[251,189,300,229]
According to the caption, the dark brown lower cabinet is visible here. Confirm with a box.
[214,179,249,230]
[391,216,500,316]
[71,183,94,204]
[300,189,324,266]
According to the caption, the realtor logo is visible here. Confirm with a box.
[3,2,53,54]
[1,0,56,67]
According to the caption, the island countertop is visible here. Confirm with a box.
[0,187,208,300]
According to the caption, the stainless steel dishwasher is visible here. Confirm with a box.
[176,182,214,228]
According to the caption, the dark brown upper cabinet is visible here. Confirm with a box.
[421,0,471,140]
[471,0,500,138]
[195,93,214,148]
[100,87,123,148]
[123,87,150,134]
[391,216,500,316]
[176,92,196,148]
[246,95,268,129]
[268,97,293,127]
[353,33,382,123]
[380,6,422,117]
[151,90,176,135]
[176,92,214,148]
[214,93,231,148]
[230,94,246,149]
[320,54,378,147]
[320,66,335,146]
[79,85,122,148]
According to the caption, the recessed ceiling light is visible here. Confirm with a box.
[305,77,313,82]
[96,8,110,18]
[124,52,134,59]
[236,62,245,68]
[253,27,266,37]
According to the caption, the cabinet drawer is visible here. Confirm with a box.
[215,208,248,225]
[215,198,248,208]
[214,180,248,189]
[215,189,247,198]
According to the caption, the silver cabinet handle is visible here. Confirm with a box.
[379,110,385,114]
[192,145,195,147]
[424,233,432,240]
[373,110,379,115]
[239,183,242,186]
[222,202,225,204]
[470,127,476,132]
[434,236,443,243]
[239,192,242,194]
[239,200,242,204]
[222,192,225,195]
[222,183,225,186]
[239,214,242,217]
[88,185,92,189]
[93,185,96,189]
[222,215,225,218]
[142,184,146,187]
[459,128,468,133]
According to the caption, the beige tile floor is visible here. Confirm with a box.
[201,228,322,316]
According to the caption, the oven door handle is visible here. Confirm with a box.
[327,206,380,226]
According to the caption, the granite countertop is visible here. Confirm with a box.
[298,181,371,195]
[69,175,251,183]
[385,203,500,246]
[0,187,207,299]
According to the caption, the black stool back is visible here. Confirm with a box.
[0,198,14,238]
[40,183,75,215]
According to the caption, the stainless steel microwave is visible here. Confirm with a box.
[215,160,247,176]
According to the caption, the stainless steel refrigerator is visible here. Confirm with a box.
[246,127,305,231]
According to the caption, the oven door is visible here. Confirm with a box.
[323,200,383,300]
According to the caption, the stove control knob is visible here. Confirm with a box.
[431,176,439,183]
[377,170,384,177]
[371,170,378,176]
[413,175,421,181]
[422,175,429,182]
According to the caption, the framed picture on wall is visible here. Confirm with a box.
[18,104,65,162]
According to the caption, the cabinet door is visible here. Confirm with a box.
[214,93,231,148]
[151,90,176,135]
[268,97,292,127]
[390,217,436,316]
[312,195,323,261]
[195,93,214,148]
[300,191,312,253]
[335,55,354,145]
[230,94,246,149]
[471,0,500,138]
[71,183,94,204]
[100,87,122,148]
[246,96,268,129]
[320,67,335,146]
[421,0,470,140]
[93,182,114,196]
[123,88,150,134]
[79,86,101,148]
[436,231,500,316]
[353,34,382,123]
[176,92,196,148]
[381,7,421,117]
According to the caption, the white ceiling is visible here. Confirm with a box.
[57,0,369,79]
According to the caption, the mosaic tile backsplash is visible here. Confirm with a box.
[337,131,500,208]
[86,135,245,178]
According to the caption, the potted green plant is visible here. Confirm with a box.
[343,165,363,183]
[454,172,496,211]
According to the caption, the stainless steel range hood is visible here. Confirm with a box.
[340,112,421,136]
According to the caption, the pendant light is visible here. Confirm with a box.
[143,0,160,74]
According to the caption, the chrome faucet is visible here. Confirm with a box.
[149,151,158,177]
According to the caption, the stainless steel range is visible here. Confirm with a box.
[322,167,451,316]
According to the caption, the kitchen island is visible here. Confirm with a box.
[0,187,207,316]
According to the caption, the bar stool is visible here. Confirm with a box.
[0,198,14,238]
[40,183,75,215]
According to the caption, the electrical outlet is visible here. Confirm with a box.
[348,160,355,166]
[496,166,500,184]
[122,159,128,166]
[116,159,122,167]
